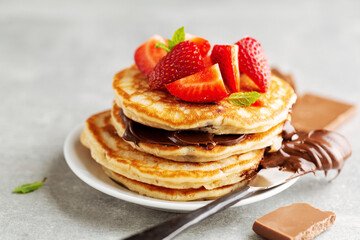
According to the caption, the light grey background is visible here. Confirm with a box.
[1,0,359,239]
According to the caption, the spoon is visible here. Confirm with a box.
[123,128,351,240]
[123,167,295,240]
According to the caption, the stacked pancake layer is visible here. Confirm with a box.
[80,66,296,201]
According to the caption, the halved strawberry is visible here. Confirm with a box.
[134,35,168,76]
[166,64,228,103]
[211,45,240,93]
[185,33,211,57]
[235,37,271,92]
[149,41,205,89]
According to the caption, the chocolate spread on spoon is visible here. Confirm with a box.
[120,110,247,149]
[261,121,352,175]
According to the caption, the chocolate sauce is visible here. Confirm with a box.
[262,121,352,176]
[120,110,247,149]
[281,120,296,140]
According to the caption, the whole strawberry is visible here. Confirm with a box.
[149,41,205,89]
[134,35,168,76]
[235,37,271,92]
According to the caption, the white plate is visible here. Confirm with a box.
[63,124,298,213]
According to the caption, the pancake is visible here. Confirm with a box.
[113,65,296,134]
[80,110,263,190]
[111,103,285,162]
[103,167,250,201]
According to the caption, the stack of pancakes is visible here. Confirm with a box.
[80,66,296,201]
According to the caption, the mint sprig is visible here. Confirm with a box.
[156,26,185,52]
[13,178,46,194]
[227,91,261,107]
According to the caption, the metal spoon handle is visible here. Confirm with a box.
[123,186,255,240]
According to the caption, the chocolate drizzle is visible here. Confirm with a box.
[262,121,352,176]
[120,110,247,149]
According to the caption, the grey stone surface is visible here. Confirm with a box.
[1,0,359,239]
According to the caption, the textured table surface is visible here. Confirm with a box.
[1,0,359,239]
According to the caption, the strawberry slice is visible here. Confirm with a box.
[203,55,212,67]
[211,45,240,93]
[251,99,264,107]
[149,41,205,89]
[134,35,168,76]
[166,64,228,103]
[235,37,271,92]
[185,33,211,57]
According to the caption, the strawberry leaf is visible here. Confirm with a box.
[227,91,261,107]
[13,178,46,194]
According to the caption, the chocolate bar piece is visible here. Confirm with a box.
[253,203,336,240]
[292,93,356,132]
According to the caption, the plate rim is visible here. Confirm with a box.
[63,123,298,212]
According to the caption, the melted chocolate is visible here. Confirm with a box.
[262,121,352,176]
[120,110,247,149]
[281,120,296,140]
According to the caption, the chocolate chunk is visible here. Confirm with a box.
[292,94,356,132]
[253,203,336,240]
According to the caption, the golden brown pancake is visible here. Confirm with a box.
[80,110,263,192]
[103,167,251,201]
[113,65,296,134]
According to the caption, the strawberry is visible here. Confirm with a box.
[235,37,271,92]
[211,45,241,93]
[149,41,205,89]
[134,35,168,76]
[251,99,264,107]
[203,55,212,67]
[185,33,211,57]
[166,64,228,103]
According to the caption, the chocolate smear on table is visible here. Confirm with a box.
[120,110,247,149]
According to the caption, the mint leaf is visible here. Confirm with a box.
[169,26,185,49]
[155,27,186,53]
[155,42,170,52]
[13,178,46,194]
[227,91,261,107]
